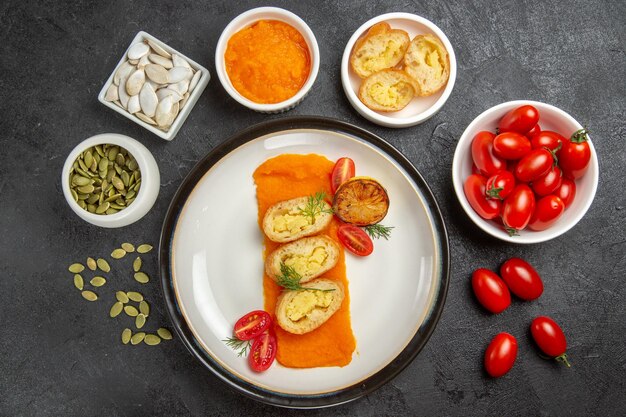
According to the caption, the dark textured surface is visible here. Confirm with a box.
[1,0,624,415]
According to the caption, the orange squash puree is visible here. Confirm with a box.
[225,20,311,104]
[253,154,356,368]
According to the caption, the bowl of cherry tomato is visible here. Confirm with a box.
[452,100,598,244]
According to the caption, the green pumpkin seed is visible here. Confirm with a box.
[116,153,125,166]
[133,257,142,272]
[84,150,93,168]
[70,188,78,202]
[95,202,110,214]
[77,184,95,194]
[87,204,96,213]
[122,243,135,252]
[110,302,123,317]
[144,334,161,346]
[77,200,87,209]
[111,248,126,259]
[157,328,173,340]
[108,146,119,161]
[137,244,153,254]
[124,305,139,317]
[139,300,150,316]
[116,291,129,303]
[73,176,92,186]
[90,276,106,287]
[81,290,98,301]
[68,263,84,273]
[121,170,130,187]
[106,169,115,182]
[130,332,145,345]
[135,313,146,329]
[96,258,110,272]
[127,291,143,302]
[111,176,125,191]
[95,145,105,157]
[121,328,132,344]
[134,272,149,284]
[105,208,118,215]
[128,159,139,171]
[78,158,89,172]
[73,274,84,290]
[125,190,136,200]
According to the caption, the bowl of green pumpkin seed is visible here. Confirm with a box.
[62,133,160,227]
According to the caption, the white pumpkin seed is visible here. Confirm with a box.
[104,84,119,102]
[81,290,98,301]
[114,61,134,86]
[126,68,145,96]
[157,328,173,340]
[137,244,153,253]
[155,95,173,127]
[133,256,142,272]
[155,88,182,103]
[127,291,143,302]
[147,39,171,58]
[116,291,129,303]
[135,313,146,329]
[168,66,192,84]
[130,332,145,345]
[137,53,151,69]
[134,272,149,284]
[179,92,190,110]
[135,112,157,125]
[121,328,132,344]
[127,42,150,60]
[144,334,161,346]
[170,79,190,95]
[69,263,84,273]
[127,94,141,114]
[110,302,123,318]
[139,300,150,316]
[118,78,131,108]
[122,243,135,253]
[188,71,201,93]
[111,248,126,259]
[73,274,84,290]
[139,82,158,118]
[148,54,173,69]
[172,54,191,69]
[145,64,169,84]
[96,258,111,272]
[124,305,139,317]
[90,276,107,287]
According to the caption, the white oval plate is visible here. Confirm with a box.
[159,117,449,408]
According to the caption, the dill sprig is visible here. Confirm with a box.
[223,336,252,357]
[298,192,333,223]
[276,263,334,292]
[364,224,394,240]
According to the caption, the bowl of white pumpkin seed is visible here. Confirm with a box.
[62,133,160,227]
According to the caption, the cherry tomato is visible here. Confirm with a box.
[234,310,272,341]
[331,157,356,194]
[464,174,502,219]
[526,123,541,139]
[498,105,539,135]
[530,316,571,367]
[471,269,511,314]
[528,195,565,231]
[502,185,535,235]
[249,332,277,372]
[558,128,591,179]
[555,178,576,209]
[471,131,506,176]
[492,132,532,160]
[500,258,543,300]
[484,333,518,378]
[514,148,554,182]
[472,164,482,175]
[531,130,565,152]
[486,171,515,200]
[532,165,562,196]
[337,224,373,256]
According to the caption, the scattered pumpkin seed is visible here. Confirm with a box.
[127,291,143,302]
[124,305,139,317]
[121,328,132,344]
[116,291,129,303]
[81,290,98,301]
[134,272,149,284]
[68,263,84,273]
[133,257,142,272]
[121,243,135,253]
[90,276,107,287]
[139,300,150,316]
[137,244,153,253]
[130,332,146,345]
[111,248,126,259]
[96,258,111,272]
[73,274,84,290]
[110,302,124,317]
[135,313,146,329]
[144,334,161,346]
[157,328,172,340]
[86,257,97,271]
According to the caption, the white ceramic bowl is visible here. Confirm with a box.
[98,31,211,141]
[214,7,320,113]
[341,13,456,128]
[62,133,160,228]
[452,100,599,244]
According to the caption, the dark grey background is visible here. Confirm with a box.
[1,0,624,415]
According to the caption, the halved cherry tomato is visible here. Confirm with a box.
[530,316,571,367]
[498,105,539,135]
[471,269,511,314]
[337,224,374,256]
[531,130,565,152]
[464,174,501,219]
[492,132,531,160]
[471,131,506,176]
[526,123,541,139]
[249,332,277,372]
[532,166,562,196]
[528,195,564,231]
[500,258,543,300]
[502,185,535,235]
[558,128,591,179]
[484,333,518,378]
[331,157,356,194]
[486,171,515,200]
[234,310,272,341]
[514,148,553,182]
[555,178,576,209]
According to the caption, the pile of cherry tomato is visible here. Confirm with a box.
[465,105,592,235]
[472,258,571,377]
[230,310,276,372]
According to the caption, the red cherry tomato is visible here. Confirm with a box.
[528,195,565,231]
[502,185,535,235]
[471,131,506,176]
[558,128,591,179]
[484,333,518,377]
[464,174,502,219]
[531,130,566,152]
[471,269,511,314]
[526,123,541,139]
[331,157,356,194]
[234,310,272,341]
[514,148,554,182]
[249,332,277,372]
[471,164,482,175]
[500,258,543,300]
[337,224,373,256]
[486,171,515,200]
[530,316,571,367]
[555,178,576,209]
[532,166,562,196]
[492,132,532,160]
[498,105,539,135]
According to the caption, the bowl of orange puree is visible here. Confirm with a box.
[216,7,320,113]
